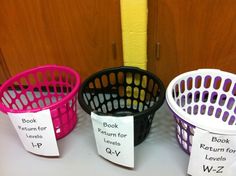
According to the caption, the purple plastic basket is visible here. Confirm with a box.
[166,69,236,154]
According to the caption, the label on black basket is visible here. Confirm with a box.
[91,112,134,168]
[8,109,59,156]
[188,128,236,176]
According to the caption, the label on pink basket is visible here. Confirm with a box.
[188,128,236,176]
[91,112,134,168]
[8,109,59,156]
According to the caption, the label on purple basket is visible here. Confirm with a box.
[188,128,236,176]
[8,109,59,156]
[91,112,134,168]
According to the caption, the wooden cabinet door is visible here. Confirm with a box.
[147,0,236,86]
[0,0,123,82]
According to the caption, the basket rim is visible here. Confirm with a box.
[78,66,165,118]
[0,65,81,114]
[166,68,236,134]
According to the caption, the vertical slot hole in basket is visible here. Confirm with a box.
[223,79,232,92]
[119,98,125,108]
[20,77,28,89]
[204,76,212,88]
[95,78,102,89]
[195,76,202,88]
[228,115,235,125]
[3,92,12,104]
[118,72,124,84]
[98,93,105,103]
[84,94,90,106]
[44,97,51,106]
[8,88,16,99]
[213,76,222,89]
[181,95,185,107]
[193,105,199,115]
[37,72,44,83]
[180,80,185,93]
[134,73,141,86]
[27,74,36,85]
[148,79,154,92]
[56,83,62,93]
[101,75,109,87]
[187,93,192,104]
[200,105,206,115]
[109,72,116,85]
[175,84,179,97]
[208,106,214,116]
[187,106,192,114]
[126,72,133,85]
[172,90,175,99]
[222,111,229,122]
[89,82,94,89]
[138,102,143,112]
[215,108,222,118]
[38,99,45,108]
[232,83,236,96]
[20,94,28,106]
[126,98,132,109]
[194,91,200,102]
[182,130,188,141]
[93,96,99,108]
[202,91,209,102]
[12,104,18,110]
[126,86,132,97]
[54,70,60,82]
[101,104,107,113]
[105,94,111,101]
[1,97,9,108]
[113,99,118,109]
[210,92,218,103]
[140,89,145,101]
[226,97,235,110]
[51,96,57,103]
[141,75,147,88]
[15,99,23,110]
[90,101,95,110]
[145,92,151,102]
[219,94,227,106]
[61,71,66,83]
[133,100,138,110]
[133,87,139,99]
[33,87,41,98]
[118,86,124,97]
[187,77,193,90]
[26,91,34,102]
[176,99,180,106]
[107,101,112,112]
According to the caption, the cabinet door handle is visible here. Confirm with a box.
[112,42,117,60]
[155,42,160,60]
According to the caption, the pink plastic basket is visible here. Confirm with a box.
[0,65,80,139]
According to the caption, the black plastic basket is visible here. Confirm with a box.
[78,66,165,146]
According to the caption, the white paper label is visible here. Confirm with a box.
[8,109,59,156]
[188,128,236,176]
[91,112,134,168]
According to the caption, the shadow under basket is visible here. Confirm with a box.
[0,65,81,140]
[166,69,236,154]
[78,66,165,146]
